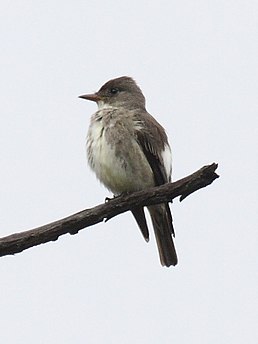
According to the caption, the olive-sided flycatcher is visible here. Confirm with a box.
[79,76,177,267]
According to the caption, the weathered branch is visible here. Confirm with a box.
[0,163,219,258]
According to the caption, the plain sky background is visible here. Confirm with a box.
[0,1,257,343]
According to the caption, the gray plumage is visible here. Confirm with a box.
[79,76,177,267]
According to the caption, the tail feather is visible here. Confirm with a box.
[131,207,149,242]
[148,204,178,267]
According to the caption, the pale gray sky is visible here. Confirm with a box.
[1,1,257,343]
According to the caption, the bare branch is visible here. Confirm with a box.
[0,163,219,258]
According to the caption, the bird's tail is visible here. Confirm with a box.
[131,206,149,242]
[148,204,178,267]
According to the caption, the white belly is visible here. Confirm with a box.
[87,119,154,194]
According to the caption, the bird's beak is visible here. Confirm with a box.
[78,93,102,102]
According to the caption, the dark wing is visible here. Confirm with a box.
[135,112,175,237]
[134,112,170,185]
[134,113,177,266]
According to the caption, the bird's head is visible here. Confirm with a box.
[79,76,146,110]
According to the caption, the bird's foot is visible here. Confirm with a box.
[105,196,113,203]
[105,192,131,203]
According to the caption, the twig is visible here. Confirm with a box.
[0,163,219,257]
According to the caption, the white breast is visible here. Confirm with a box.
[86,115,131,194]
[87,117,111,180]
[86,110,154,194]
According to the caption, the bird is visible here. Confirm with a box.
[79,76,177,267]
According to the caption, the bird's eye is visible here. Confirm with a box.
[110,88,119,94]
